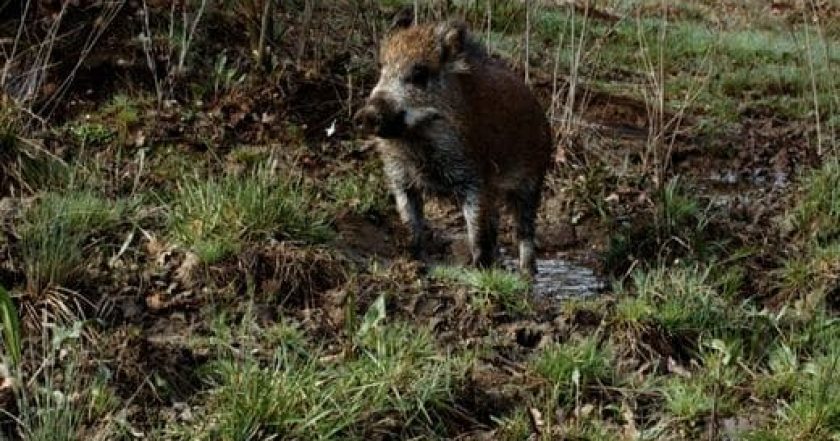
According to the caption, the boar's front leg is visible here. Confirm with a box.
[393,185,425,258]
[461,191,499,269]
[382,160,426,259]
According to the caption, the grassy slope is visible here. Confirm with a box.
[0,1,838,440]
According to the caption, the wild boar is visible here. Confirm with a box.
[354,11,554,275]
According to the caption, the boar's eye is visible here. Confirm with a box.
[406,64,430,88]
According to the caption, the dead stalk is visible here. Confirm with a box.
[296,0,314,64]
[256,0,273,69]
[485,0,492,52]
[140,0,163,104]
[177,0,208,74]
[561,2,589,137]
[524,0,531,84]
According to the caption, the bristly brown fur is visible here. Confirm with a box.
[357,19,555,274]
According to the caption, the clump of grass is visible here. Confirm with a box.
[67,121,114,147]
[100,95,141,145]
[616,266,732,336]
[776,160,840,302]
[168,163,332,263]
[490,409,532,441]
[170,322,465,440]
[531,335,614,404]
[12,323,125,441]
[19,191,124,294]
[606,177,718,273]
[746,343,840,439]
[755,343,800,399]
[661,377,714,421]
[661,340,743,429]
[431,266,531,315]
[777,349,840,438]
[788,159,840,243]
[775,242,840,304]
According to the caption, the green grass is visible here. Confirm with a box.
[512,4,839,129]
[168,163,332,263]
[616,265,733,336]
[789,159,840,243]
[100,95,141,145]
[746,344,840,440]
[168,321,466,440]
[531,335,614,404]
[0,284,21,367]
[20,191,125,294]
[12,323,125,441]
[605,177,719,272]
[776,160,840,303]
[431,266,532,315]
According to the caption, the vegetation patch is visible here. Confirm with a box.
[432,266,532,316]
[166,318,468,440]
[19,191,126,295]
[168,163,331,263]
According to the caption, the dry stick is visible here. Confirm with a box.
[803,6,823,157]
[140,0,162,104]
[168,0,176,67]
[636,7,663,187]
[8,1,67,117]
[657,13,718,190]
[562,2,589,137]
[177,0,208,73]
[709,369,719,441]
[485,0,492,52]
[656,0,667,188]
[808,0,838,154]
[347,71,353,119]
[548,17,567,125]
[524,0,531,84]
[256,0,273,69]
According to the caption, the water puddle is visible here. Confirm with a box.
[502,252,606,300]
[706,168,788,189]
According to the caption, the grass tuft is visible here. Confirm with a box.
[789,159,840,243]
[168,163,332,263]
[432,266,531,315]
[19,191,124,294]
[531,335,614,404]
[617,266,733,336]
[170,322,465,440]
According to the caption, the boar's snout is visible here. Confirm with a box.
[353,95,406,139]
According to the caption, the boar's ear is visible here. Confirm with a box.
[437,21,468,63]
[389,6,415,32]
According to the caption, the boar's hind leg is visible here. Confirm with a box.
[507,186,540,276]
[393,186,426,259]
[462,192,499,269]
